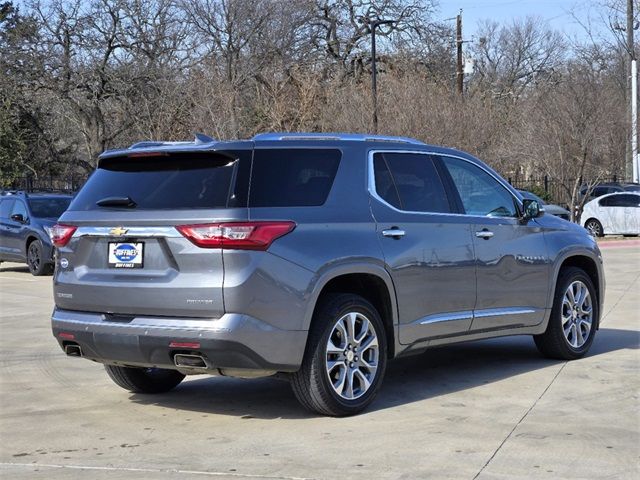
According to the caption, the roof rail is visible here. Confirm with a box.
[252,132,425,145]
[128,133,216,150]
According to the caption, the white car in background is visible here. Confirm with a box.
[581,192,640,237]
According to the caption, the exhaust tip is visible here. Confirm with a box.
[64,344,83,357]
[174,353,208,369]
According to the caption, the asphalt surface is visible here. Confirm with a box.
[0,243,638,479]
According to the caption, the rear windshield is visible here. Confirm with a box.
[250,149,341,207]
[69,151,250,210]
[28,197,71,218]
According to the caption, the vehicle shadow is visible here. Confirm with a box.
[0,265,30,273]
[129,327,638,419]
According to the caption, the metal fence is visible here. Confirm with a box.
[507,175,621,207]
[7,175,87,193]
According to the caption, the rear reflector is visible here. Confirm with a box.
[176,221,295,250]
[169,342,201,349]
[50,224,77,247]
[59,332,75,340]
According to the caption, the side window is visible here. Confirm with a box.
[373,153,450,213]
[615,194,640,207]
[628,194,640,207]
[441,156,518,217]
[0,199,15,219]
[250,149,341,207]
[11,200,28,221]
[601,195,628,207]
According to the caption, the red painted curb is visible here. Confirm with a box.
[597,239,640,248]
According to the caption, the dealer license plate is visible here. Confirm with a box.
[108,242,144,268]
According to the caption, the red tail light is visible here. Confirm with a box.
[50,224,77,247]
[176,221,295,250]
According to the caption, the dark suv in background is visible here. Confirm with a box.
[50,133,604,416]
[0,191,72,275]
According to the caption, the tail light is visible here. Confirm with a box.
[176,221,295,250]
[50,224,77,247]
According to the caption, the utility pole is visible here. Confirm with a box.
[627,0,638,182]
[456,10,463,95]
[370,19,394,134]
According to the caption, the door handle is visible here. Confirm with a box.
[382,229,406,238]
[475,230,494,239]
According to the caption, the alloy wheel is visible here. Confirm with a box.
[561,280,593,348]
[325,312,379,400]
[585,220,602,237]
[28,243,41,272]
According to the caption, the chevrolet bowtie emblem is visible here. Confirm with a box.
[110,227,129,236]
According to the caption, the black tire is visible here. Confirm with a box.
[27,239,53,276]
[290,293,388,416]
[534,267,598,360]
[584,218,603,237]
[104,365,185,393]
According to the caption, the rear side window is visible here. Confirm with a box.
[28,197,71,218]
[373,153,450,213]
[69,151,251,211]
[250,149,341,207]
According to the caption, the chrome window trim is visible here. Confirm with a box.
[367,149,523,219]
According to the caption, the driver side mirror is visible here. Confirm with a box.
[522,199,543,220]
[10,213,26,223]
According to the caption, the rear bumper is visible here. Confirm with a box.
[51,308,306,374]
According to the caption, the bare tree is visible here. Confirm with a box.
[471,16,566,98]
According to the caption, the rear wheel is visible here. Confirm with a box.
[27,239,53,276]
[104,365,185,393]
[584,219,603,237]
[534,267,598,360]
[291,293,387,416]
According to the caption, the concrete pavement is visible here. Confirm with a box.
[0,245,638,479]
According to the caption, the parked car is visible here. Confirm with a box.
[581,192,640,237]
[517,190,571,221]
[51,133,604,416]
[579,182,628,202]
[620,183,640,192]
[0,191,72,275]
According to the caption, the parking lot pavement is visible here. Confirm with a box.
[0,245,638,480]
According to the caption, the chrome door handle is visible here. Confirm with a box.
[382,229,406,238]
[475,230,494,239]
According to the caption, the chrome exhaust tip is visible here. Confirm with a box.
[64,344,83,357]
[173,353,208,369]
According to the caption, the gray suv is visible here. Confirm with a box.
[51,133,604,416]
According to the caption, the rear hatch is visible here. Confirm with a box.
[53,145,252,318]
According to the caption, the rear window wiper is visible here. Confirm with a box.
[96,196,137,208]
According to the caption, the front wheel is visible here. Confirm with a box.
[27,239,53,276]
[584,219,603,237]
[104,365,185,393]
[290,293,388,416]
[534,267,598,360]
